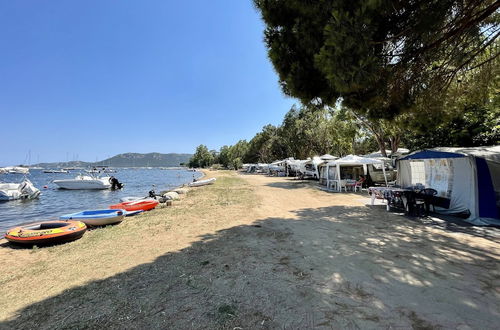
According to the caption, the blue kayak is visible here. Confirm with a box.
[60,209,125,226]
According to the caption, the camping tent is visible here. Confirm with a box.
[397,146,500,225]
[328,155,387,191]
[364,148,410,158]
[319,154,338,161]
[317,155,339,184]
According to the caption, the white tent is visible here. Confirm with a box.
[317,155,339,184]
[319,154,338,161]
[397,146,500,225]
[364,148,410,158]
[327,155,387,191]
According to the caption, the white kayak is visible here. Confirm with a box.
[188,177,216,187]
[120,196,156,203]
[0,179,41,201]
[54,175,111,190]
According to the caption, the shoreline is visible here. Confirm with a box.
[0,171,498,328]
[0,168,203,236]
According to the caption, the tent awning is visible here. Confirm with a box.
[333,155,384,166]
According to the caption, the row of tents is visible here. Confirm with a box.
[242,146,500,226]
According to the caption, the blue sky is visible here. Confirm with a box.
[0,1,295,165]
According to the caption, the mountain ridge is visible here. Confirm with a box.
[33,152,192,168]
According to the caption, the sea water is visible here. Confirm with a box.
[0,168,203,234]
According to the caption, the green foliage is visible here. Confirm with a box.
[188,145,214,168]
[403,101,500,150]
[191,104,370,167]
[254,0,499,119]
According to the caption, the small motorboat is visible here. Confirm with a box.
[5,220,87,246]
[43,169,69,173]
[60,209,125,226]
[2,166,30,175]
[53,174,112,190]
[0,179,41,201]
[188,177,216,187]
[110,200,159,212]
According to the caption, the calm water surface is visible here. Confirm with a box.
[0,168,202,234]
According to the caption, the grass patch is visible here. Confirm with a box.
[217,303,237,321]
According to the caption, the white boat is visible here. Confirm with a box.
[60,209,125,226]
[43,169,69,173]
[86,167,117,174]
[188,177,216,187]
[0,179,41,201]
[53,175,112,190]
[120,196,156,203]
[2,166,30,174]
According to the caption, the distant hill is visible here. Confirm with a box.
[34,152,192,168]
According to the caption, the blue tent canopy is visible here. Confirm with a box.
[400,150,465,160]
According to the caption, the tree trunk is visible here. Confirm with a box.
[389,135,400,154]
[375,136,388,158]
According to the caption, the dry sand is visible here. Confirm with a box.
[0,171,498,329]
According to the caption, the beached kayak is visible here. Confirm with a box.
[5,220,87,246]
[59,209,125,226]
[110,200,159,212]
[188,177,216,187]
[123,210,143,216]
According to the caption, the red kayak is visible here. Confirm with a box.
[110,199,159,212]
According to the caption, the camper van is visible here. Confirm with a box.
[367,159,397,183]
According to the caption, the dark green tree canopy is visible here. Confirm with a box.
[254,0,499,118]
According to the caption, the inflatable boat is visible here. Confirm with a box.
[188,177,216,187]
[5,220,87,246]
[0,179,41,201]
[59,209,125,226]
[110,199,159,212]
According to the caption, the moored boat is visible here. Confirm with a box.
[59,209,125,226]
[2,166,30,175]
[5,220,87,246]
[110,200,159,212]
[43,169,69,173]
[188,177,216,187]
[53,175,112,190]
[0,179,41,201]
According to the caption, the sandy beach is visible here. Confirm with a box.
[0,170,498,329]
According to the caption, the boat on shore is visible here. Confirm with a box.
[188,177,216,187]
[54,174,112,190]
[60,209,125,226]
[0,179,41,201]
[120,196,156,203]
[110,200,159,212]
[5,220,87,246]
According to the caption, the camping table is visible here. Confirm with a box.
[387,188,417,215]
[370,187,417,214]
[368,187,392,206]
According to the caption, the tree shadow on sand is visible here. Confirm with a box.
[2,206,499,329]
[264,180,317,190]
